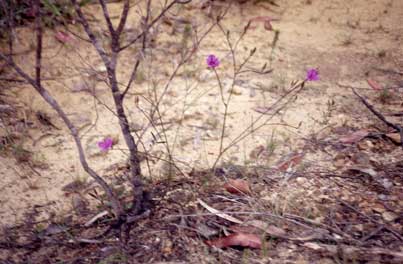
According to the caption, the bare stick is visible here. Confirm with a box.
[352,88,403,149]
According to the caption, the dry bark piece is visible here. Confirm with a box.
[275,153,304,172]
[339,130,370,144]
[367,79,383,90]
[205,233,262,249]
[224,179,252,195]
[245,220,287,237]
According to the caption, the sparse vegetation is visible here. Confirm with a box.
[0,0,402,263]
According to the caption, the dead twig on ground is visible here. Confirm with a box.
[304,242,403,263]
[352,88,403,149]
[338,199,403,242]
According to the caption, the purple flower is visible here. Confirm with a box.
[306,68,319,81]
[98,137,113,151]
[206,54,220,68]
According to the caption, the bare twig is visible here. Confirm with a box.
[352,88,403,149]
[118,0,192,51]
[304,242,403,263]
[338,199,403,241]
[34,1,42,86]
[98,0,116,37]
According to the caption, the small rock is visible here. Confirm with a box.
[197,224,218,238]
[70,113,92,131]
[334,114,348,126]
[296,177,307,184]
[0,104,13,113]
[354,224,364,232]
[96,65,107,73]
[71,193,88,215]
[129,122,143,132]
[197,70,214,82]
[249,88,256,97]
[41,136,64,148]
[378,194,389,201]
[205,115,219,129]
[40,224,68,236]
[380,178,393,189]
[86,136,106,157]
[229,86,242,95]
[334,158,345,168]
[71,80,90,93]
[162,239,173,255]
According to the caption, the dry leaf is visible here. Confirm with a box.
[385,133,401,144]
[224,179,252,195]
[248,16,279,31]
[230,220,287,238]
[264,20,273,31]
[367,79,382,91]
[205,233,262,249]
[197,199,243,224]
[55,31,73,43]
[339,130,370,144]
[275,153,304,172]
[253,106,273,115]
[249,145,265,159]
[246,220,287,237]
[229,224,258,234]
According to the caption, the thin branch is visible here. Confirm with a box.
[0,54,123,217]
[115,0,131,37]
[34,0,42,86]
[70,0,111,66]
[98,0,116,36]
[119,0,182,51]
[121,0,151,99]
[122,58,141,98]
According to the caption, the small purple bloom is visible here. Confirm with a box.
[98,137,113,151]
[306,68,319,81]
[206,54,220,68]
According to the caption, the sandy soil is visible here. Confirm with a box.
[1,0,402,225]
